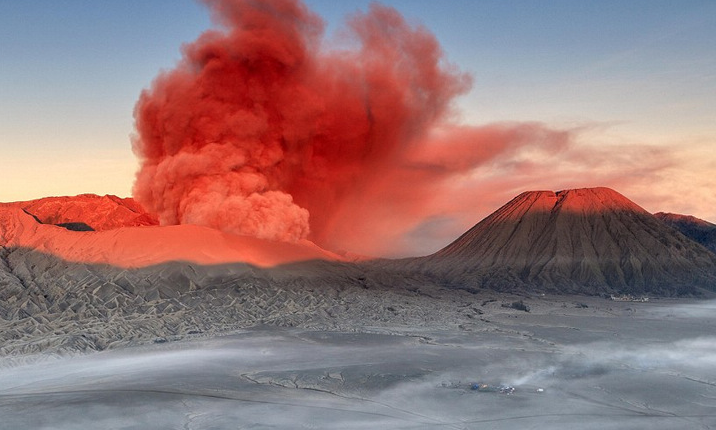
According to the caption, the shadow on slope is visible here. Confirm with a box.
[655,212,716,255]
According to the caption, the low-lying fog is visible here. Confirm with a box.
[1,298,715,429]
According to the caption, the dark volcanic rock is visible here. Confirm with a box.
[654,212,716,254]
[416,187,716,296]
[56,222,94,231]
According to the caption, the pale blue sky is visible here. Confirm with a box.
[1,1,714,224]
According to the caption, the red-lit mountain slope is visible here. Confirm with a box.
[6,194,158,231]
[418,187,716,295]
[0,205,340,268]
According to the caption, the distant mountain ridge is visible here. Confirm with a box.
[654,212,716,255]
[2,187,716,355]
[6,194,158,231]
[2,188,716,297]
[416,187,716,296]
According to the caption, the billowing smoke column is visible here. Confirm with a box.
[133,0,569,253]
[133,0,469,243]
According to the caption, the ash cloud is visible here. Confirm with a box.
[132,0,572,252]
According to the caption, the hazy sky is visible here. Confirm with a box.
[1,1,714,236]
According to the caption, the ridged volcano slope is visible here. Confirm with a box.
[654,212,716,255]
[420,187,716,295]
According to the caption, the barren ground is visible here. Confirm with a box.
[1,295,714,429]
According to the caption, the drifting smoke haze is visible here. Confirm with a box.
[132,0,572,254]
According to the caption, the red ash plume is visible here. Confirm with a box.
[132,0,567,253]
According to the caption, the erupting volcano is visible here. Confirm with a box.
[4,1,716,429]
[131,0,570,255]
[3,1,716,428]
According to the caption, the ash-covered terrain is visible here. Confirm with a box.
[1,187,716,354]
[2,187,715,355]
[1,187,716,429]
[1,298,715,429]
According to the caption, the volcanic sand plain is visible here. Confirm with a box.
[1,295,714,430]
